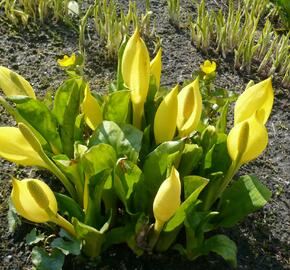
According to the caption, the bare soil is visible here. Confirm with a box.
[0,1,289,269]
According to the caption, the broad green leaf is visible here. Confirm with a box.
[163,176,208,232]
[142,139,185,197]
[116,37,129,91]
[74,113,85,143]
[51,229,81,256]
[203,133,231,173]
[183,176,209,200]
[82,144,116,176]
[53,78,85,157]
[0,96,49,151]
[114,160,142,213]
[85,169,111,228]
[10,96,62,154]
[89,121,143,163]
[216,101,229,133]
[103,224,135,251]
[217,175,272,227]
[53,154,84,203]
[31,247,65,270]
[25,228,45,245]
[179,144,203,176]
[55,192,84,222]
[103,90,131,123]
[72,215,110,258]
[202,235,237,267]
[8,200,21,233]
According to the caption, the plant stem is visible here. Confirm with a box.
[54,214,76,236]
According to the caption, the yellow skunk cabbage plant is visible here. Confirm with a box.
[0,32,273,268]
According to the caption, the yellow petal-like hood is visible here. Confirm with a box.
[234,77,273,125]
[150,48,162,89]
[11,178,58,223]
[227,112,268,165]
[154,85,178,144]
[177,78,202,137]
[0,127,48,168]
[82,84,102,130]
[153,167,181,225]
[121,29,150,128]
[0,66,35,98]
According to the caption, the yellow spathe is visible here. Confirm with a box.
[154,85,178,144]
[177,78,202,137]
[0,127,48,168]
[234,77,273,125]
[153,167,181,231]
[150,48,162,89]
[11,178,58,223]
[227,112,268,165]
[82,85,102,130]
[121,29,150,128]
[0,66,35,98]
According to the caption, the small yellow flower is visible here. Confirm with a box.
[200,60,216,74]
[57,53,76,67]
[153,167,181,232]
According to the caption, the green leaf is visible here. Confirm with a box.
[55,192,84,222]
[25,228,45,245]
[204,133,231,173]
[216,101,229,133]
[10,96,62,154]
[142,139,185,198]
[8,199,21,233]
[103,90,131,123]
[103,224,135,251]
[217,175,272,228]
[51,229,81,256]
[179,144,203,176]
[85,169,111,228]
[114,160,142,213]
[72,215,110,258]
[163,176,208,232]
[53,155,84,204]
[31,246,65,270]
[82,144,116,176]
[116,37,128,91]
[89,121,143,163]
[52,78,85,157]
[202,235,237,268]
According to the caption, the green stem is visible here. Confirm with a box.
[149,220,164,249]
[202,160,240,211]
[54,214,76,236]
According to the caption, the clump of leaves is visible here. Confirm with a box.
[0,30,274,267]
